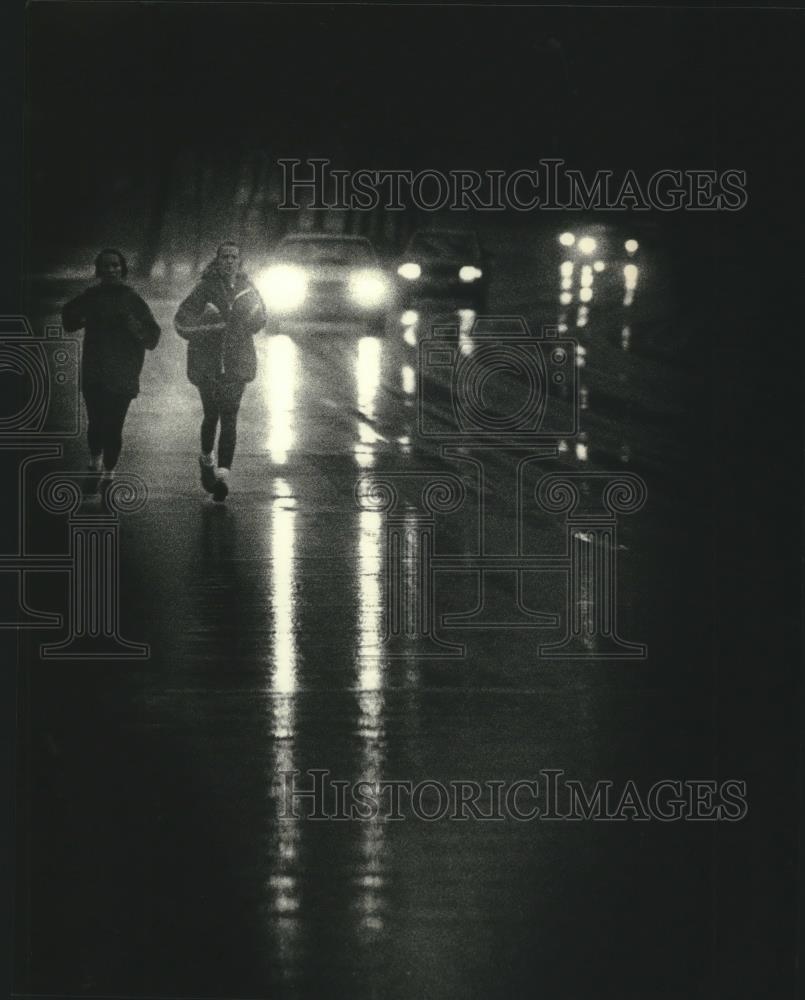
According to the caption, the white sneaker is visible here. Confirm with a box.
[98,469,115,497]
[212,467,230,503]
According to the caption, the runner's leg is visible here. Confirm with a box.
[102,392,132,471]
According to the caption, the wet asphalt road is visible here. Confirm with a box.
[13,224,796,998]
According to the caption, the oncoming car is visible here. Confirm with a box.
[256,233,392,335]
[396,229,488,309]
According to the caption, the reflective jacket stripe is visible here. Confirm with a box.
[175,320,227,334]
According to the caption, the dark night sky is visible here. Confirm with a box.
[23,3,800,255]
[26,6,766,169]
[27,5,714,154]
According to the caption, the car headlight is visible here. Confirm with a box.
[459,266,483,283]
[257,265,308,313]
[350,270,389,308]
[397,262,421,280]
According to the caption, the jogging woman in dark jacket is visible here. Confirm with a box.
[61,248,161,481]
[174,241,266,502]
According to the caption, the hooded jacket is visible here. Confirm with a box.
[174,260,266,385]
[61,282,161,398]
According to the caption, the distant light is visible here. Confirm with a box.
[561,277,572,291]
[264,334,297,465]
[258,265,308,313]
[625,239,639,254]
[578,237,597,255]
[457,308,476,334]
[593,260,606,272]
[623,264,639,291]
[459,265,483,283]
[400,309,418,326]
[580,265,593,287]
[579,287,593,303]
[557,323,568,333]
[560,291,572,305]
[559,232,575,246]
[578,305,589,318]
[560,260,574,278]
[398,262,421,280]
[575,442,589,461]
[401,365,416,395]
[355,337,380,462]
[350,270,389,307]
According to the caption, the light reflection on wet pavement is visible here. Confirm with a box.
[18,223,724,998]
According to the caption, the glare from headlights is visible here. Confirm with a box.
[258,265,308,313]
[459,266,483,283]
[623,264,639,296]
[559,232,575,246]
[398,262,421,280]
[350,270,389,308]
[578,237,597,255]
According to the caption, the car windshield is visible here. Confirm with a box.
[407,232,480,259]
[275,238,376,265]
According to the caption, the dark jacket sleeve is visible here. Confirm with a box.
[61,291,88,332]
[128,292,161,350]
[174,281,226,340]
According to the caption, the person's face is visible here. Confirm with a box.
[217,245,240,280]
[97,253,123,283]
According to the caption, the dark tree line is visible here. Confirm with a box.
[134,147,427,280]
